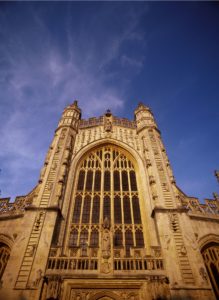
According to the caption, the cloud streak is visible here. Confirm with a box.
[0,3,147,198]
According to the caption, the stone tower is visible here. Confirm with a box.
[0,101,218,300]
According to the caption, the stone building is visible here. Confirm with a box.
[0,101,218,300]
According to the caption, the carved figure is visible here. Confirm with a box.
[199,266,208,282]
[33,269,42,288]
[29,244,36,257]
[180,245,187,255]
[102,229,111,258]
[103,216,110,229]
[104,119,112,132]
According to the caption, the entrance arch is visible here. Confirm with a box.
[201,242,219,299]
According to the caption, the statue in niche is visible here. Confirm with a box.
[102,219,111,259]
[102,231,110,252]
[104,118,112,132]
[103,216,110,229]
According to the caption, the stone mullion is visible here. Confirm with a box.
[119,158,125,249]
[111,149,114,228]
[99,151,104,225]
[128,167,136,246]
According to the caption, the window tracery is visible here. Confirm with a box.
[0,243,10,280]
[202,243,219,298]
[70,145,145,258]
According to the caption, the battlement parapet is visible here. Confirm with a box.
[79,116,136,129]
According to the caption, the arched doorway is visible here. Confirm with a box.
[201,242,219,299]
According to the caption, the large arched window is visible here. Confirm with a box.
[0,243,10,280]
[201,243,219,299]
[70,145,145,256]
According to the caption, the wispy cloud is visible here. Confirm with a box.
[0,3,147,198]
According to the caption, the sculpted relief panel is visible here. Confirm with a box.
[70,288,140,300]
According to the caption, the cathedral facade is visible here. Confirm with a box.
[0,101,218,300]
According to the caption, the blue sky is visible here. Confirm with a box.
[0,2,218,201]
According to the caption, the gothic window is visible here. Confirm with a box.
[94,170,101,191]
[104,171,111,191]
[125,230,134,257]
[202,243,219,299]
[92,195,100,223]
[125,230,134,248]
[80,229,88,247]
[132,196,141,224]
[70,145,145,255]
[103,196,111,220]
[82,195,91,223]
[114,196,122,224]
[90,230,99,247]
[69,229,78,247]
[86,170,93,190]
[114,230,123,247]
[122,171,129,191]
[0,243,10,280]
[130,170,137,191]
[123,196,132,224]
[77,170,85,190]
[135,229,144,247]
[72,195,82,223]
[114,170,120,191]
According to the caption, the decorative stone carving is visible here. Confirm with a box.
[163,235,171,250]
[180,244,187,255]
[39,165,47,182]
[32,269,42,288]
[104,119,112,132]
[46,275,61,299]
[199,266,208,282]
[34,212,44,231]
[102,229,111,259]
[101,260,111,274]
[28,244,36,257]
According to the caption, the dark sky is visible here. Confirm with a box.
[0,2,218,201]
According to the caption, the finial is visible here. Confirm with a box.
[73,100,78,107]
[214,170,219,183]
[105,109,112,117]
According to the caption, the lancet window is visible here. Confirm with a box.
[0,243,10,280]
[70,145,145,255]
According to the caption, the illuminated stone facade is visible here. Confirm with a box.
[0,101,218,300]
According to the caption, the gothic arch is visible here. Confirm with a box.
[198,234,219,251]
[62,138,157,252]
[199,235,219,299]
[89,290,120,300]
[71,138,145,175]
[0,234,13,250]
[0,234,12,280]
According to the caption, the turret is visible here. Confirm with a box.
[57,100,81,132]
[134,102,158,133]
